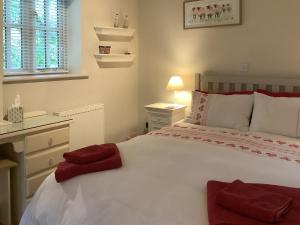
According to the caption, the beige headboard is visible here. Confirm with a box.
[195,73,300,93]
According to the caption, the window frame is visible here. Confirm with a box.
[3,0,68,77]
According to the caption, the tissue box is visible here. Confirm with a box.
[8,106,24,123]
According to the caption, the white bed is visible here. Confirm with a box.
[20,122,300,225]
[20,74,300,225]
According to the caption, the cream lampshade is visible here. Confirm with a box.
[166,75,184,104]
[166,76,184,91]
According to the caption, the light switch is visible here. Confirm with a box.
[240,63,250,73]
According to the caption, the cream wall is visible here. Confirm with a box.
[138,0,300,123]
[3,0,140,142]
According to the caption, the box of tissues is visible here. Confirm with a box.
[8,95,24,123]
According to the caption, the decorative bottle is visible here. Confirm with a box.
[123,15,129,28]
[114,13,120,28]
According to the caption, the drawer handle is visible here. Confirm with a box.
[48,138,53,147]
[48,158,54,167]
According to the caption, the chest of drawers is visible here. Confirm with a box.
[0,115,72,224]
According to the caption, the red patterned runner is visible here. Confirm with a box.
[148,123,300,164]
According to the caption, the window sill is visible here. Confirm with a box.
[3,73,89,84]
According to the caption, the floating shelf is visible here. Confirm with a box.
[94,26,135,40]
[94,54,135,63]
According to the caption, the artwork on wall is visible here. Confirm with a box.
[183,0,241,29]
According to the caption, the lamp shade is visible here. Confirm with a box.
[166,76,184,91]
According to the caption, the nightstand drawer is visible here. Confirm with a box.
[26,169,54,197]
[149,122,167,131]
[150,116,170,124]
[26,127,69,154]
[26,144,68,176]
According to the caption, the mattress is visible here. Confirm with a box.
[20,123,300,225]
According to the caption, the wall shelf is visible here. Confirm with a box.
[94,54,135,63]
[94,26,135,41]
[94,25,136,68]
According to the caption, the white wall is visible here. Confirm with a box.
[3,0,140,142]
[138,0,300,124]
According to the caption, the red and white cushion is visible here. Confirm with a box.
[186,91,254,131]
[185,91,208,124]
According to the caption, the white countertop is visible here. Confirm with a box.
[0,115,72,137]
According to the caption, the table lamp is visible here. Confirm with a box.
[166,75,184,104]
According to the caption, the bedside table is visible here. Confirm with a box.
[144,103,186,132]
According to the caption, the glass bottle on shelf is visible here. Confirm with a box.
[114,13,120,28]
[123,15,129,28]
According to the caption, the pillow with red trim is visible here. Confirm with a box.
[256,89,300,97]
[250,92,300,138]
[186,91,254,131]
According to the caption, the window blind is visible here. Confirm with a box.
[3,0,68,75]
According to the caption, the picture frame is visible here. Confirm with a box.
[183,0,241,29]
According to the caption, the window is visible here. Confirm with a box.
[3,0,68,75]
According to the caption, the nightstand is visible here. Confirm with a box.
[144,103,186,132]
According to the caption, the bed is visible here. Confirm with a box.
[20,74,300,225]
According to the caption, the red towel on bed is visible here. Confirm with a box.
[216,180,293,223]
[207,180,300,225]
[55,149,122,183]
[63,144,117,164]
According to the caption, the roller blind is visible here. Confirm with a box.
[3,0,68,75]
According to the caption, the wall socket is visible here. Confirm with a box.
[240,63,250,73]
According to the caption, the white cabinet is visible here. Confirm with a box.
[144,103,186,132]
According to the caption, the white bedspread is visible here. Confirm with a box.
[20,124,300,225]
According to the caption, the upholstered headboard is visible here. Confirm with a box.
[195,73,300,93]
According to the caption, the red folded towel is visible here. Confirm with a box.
[216,180,293,223]
[207,181,300,225]
[55,149,122,183]
[63,144,117,164]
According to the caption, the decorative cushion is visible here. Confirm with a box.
[185,91,208,125]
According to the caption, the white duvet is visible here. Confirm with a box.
[21,124,300,225]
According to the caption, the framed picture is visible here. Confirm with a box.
[183,0,241,29]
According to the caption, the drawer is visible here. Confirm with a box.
[26,144,68,176]
[26,169,53,197]
[150,122,166,131]
[26,127,69,154]
[148,111,170,119]
[150,116,170,124]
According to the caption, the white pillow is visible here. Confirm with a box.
[186,91,254,131]
[204,94,254,131]
[250,92,300,138]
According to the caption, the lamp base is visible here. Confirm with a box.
[173,90,178,105]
